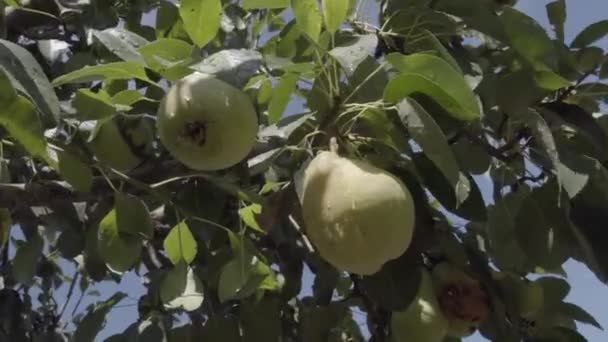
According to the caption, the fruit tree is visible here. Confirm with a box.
[0,0,607,341]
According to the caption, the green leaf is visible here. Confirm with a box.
[384,53,481,121]
[190,49,263,88]
[180,0,222,47]
[396,98,468,206]
[138,38,195,81]
[412,30,462,73]
[115,192,153,239]
[291,0,322,43]
[486,188,531,273]
[160,262,205,312]
[346,56,389,104]
[539,102,608,161]
[0,208,11,249]
[533,69,570,90]
[200,315,241,341]
[571,20,608,48]
[217,256,254,303]
[322,0,349,34]
[218,233,278,302]
[360,253,421,311]
[0,39,60,126]
[329,34,378,76]
[112,90,158,107]
[72,293,127,342]
[86,118,142,172]
[451,136,491,175]
[239,203,264,233]
[91,28,148,63]
[57,150,93,192]
[300,302,350,342]
[163,221,198,265]
[546,0,566,43]
[240,295,282,342]
[0,94,51,165]
[242,0,289,9]
[511,109,561,182]
[558,302,603,330]
[501,7,557,70]
[97,209,142,273]
[52,62,154,86]
[267,73,298,124]
[11,233,43,286]
[72,89,117,121]
[515,195,569,270]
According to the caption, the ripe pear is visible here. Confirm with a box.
[391,269,449,342]
[157,72,258,171]
[431,262,491,338]
[300,150,415,275]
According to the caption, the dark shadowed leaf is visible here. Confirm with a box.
[72,293,127,342]
[12,233,43,286]
[396,98,470,206]
[571,20,608,48]
[300,301,349,342]
[546,0,566,43]
[360,250,421,311]
[346,56,388,104]
[486,188,531,273]
[539,102,608,161]
[200,314,241,341]
[240,295,282,342]
[0,39,60,126]
[57,150,93,192]
[558,302,603,330]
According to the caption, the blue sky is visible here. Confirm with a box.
[39,0,607,340]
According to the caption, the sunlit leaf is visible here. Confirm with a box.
[52,62,154,86]
[160,262,205,312]
[180,0,222,47]
[163,221,198,265]
[97,209,142,273]
[322,0,349,34]
[242,0,289,9]
[385,53,481,121]
[291,0,322,43]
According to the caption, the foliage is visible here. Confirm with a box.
[0,0,606,341]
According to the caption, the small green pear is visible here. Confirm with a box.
[391,269,449,342]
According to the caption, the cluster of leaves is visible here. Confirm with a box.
[0,0,607,341]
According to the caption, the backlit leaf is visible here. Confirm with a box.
[180,0,222,47]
